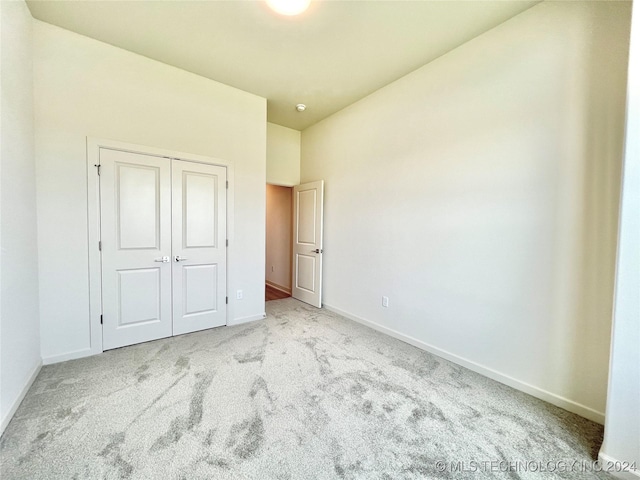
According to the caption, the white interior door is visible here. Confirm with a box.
[100,149,172,350]
[292,180,324,308]
[172,160,227,335]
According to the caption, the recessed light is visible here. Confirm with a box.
[266,0,311,16]
[296,104,306,112]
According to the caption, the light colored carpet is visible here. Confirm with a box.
[1,298,608,479]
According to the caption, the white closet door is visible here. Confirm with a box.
[172,160,227,335]
[100,149,172,350]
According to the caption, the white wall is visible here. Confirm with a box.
[600,2,640,477]
[0,0,42,432]
[301,1,631,423]
[267,122,300,186]
[34,21,267,363]
[266,185,292,291]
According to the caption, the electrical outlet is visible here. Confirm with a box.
[382,296,389,308]
[237,290,243,300]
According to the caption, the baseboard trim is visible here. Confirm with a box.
[323,303,605,425]
[598,452,640,479]
[1,360,42,436]
[228,313,266,326]
[266,281,292,295]
[43,347,94,366]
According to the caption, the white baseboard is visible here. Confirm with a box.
[266,281,292,295]
[324,303,605,425]
[598,452,640,479]
[228,313,266,326]
[1,360,42,436]
[43,347,94,365]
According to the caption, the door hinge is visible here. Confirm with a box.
[98,241,102,251]
[226,296,228,304]
[94,164,101,176]
[226,180,229,189]
[226,239,228,247]
[100,314,103,325]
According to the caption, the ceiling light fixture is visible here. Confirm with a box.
[296,104,306,112]
[266,0,311,16]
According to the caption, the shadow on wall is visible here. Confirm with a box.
[547,2,629,408]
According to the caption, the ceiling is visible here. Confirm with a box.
[26,0,539,131]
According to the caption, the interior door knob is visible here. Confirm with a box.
[174,255,188,262]
[154,256,170,263]
[312,249,323,254]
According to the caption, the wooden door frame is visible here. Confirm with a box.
[87,137,235,356]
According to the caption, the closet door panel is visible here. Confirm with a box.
[100,149,172,350]
[172,160,227,335]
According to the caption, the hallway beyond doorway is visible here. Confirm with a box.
[265,284,291,302]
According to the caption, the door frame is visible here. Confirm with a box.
[87,137,235,356]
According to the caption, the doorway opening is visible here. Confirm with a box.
[266,184,293,302]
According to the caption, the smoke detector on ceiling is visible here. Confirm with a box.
[296,104,306,112]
